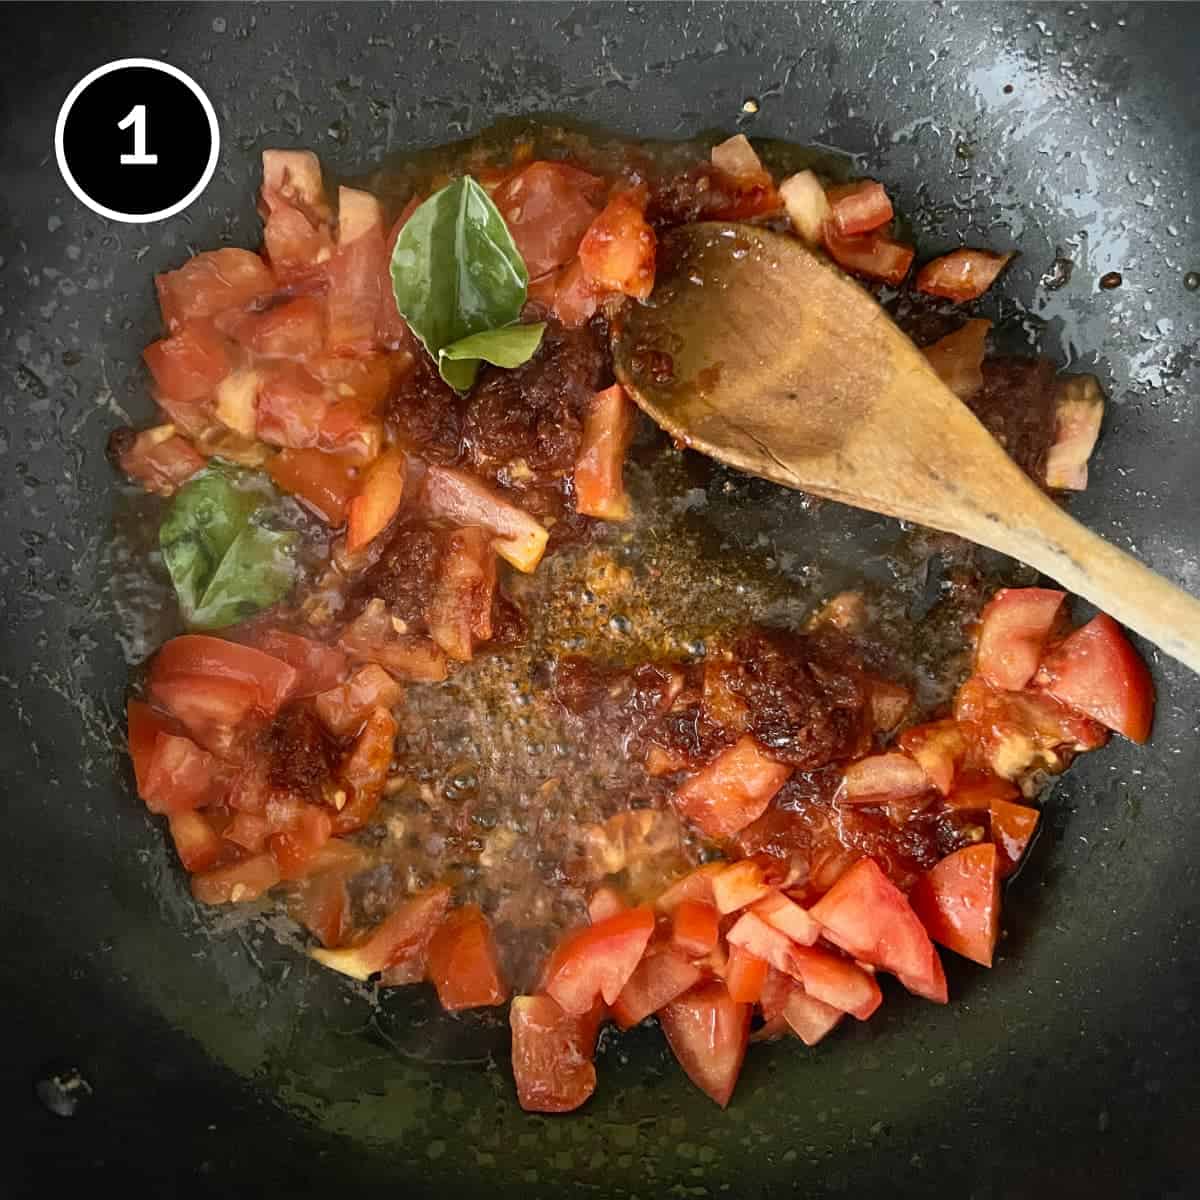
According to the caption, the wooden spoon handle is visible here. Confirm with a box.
[958,478,1200,673]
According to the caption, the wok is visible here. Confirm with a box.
[3,3,1199,1196]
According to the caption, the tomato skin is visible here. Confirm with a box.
[167,810,224,873]
[610,946,703,1029]
[895,722,969,796]
[510,993,602,1113]
[990,798,1040,877]
[821,226,915,286]
[493,161,603,279]
[234,629,347,697]
[671,900,720,957]
[658,981,750,1109]
[544,906,656,1015]
[155,248,275,332]
[1035,614,1154,743]
[827,180,894,237]
[267,447,358,526]
[578,190,657,300]
[809,857,948,1004]
[723,943,769,1005]
[315,664,404,737]
[426,905,508,1011]
[144,321,231,408]
[334,706,396,834]
[975,587,1067,692]
[673,736,792,840]
[345,447,407,552]
[141,732,220,814]
[191,853,282,905]
[726,911,805,977]
[915,248,1014,302]
[910,843,1002,967]
[787,946,883,1019]
[750,890,821,947]
[574,384,636,521]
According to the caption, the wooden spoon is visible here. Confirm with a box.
[612,222,1200,674]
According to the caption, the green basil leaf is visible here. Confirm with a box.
[437,322,546,392]
[390,175,530,391]
[160,467,297,630]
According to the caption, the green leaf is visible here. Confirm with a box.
[437,322,546,392]
[389,175,533,391]
[160,467,297,631]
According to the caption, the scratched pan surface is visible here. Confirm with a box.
[2,2,1199,1197]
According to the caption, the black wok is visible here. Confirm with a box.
[3,3,1199,1196]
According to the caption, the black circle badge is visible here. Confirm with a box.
[55,59,219,223]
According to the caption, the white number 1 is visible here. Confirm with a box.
[118,104,158,165]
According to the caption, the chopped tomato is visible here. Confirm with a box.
[222,295,326,358]
[426,904,508,1011]
[212,367,259,438]
[711,857,785,915]
[779,169,831,245]
[955,675,1108,779]
[144,321,231,409]
[155,248,275,332]
[654,862,724,913]
[333,706,396,834]
[167,810,224,873]
[725,911,803,977]
[922,318,990,400]
[256,363,331,449]
[910,843,1001,967]
[915,248,1013,303]
[493,161,604,278]
[260,149,334,280]
[610,946,703,1029]
[315,664,404,736]
[337,601,449,682]
[587,885,628,924]
[345,447,407,552]
[318,396,384,467]
[510,994,602,1114]
[671,900,719,957]
[578,189,656,300]
[225,810,270,853]
[975,587,1067,692]
[821,226,915,286]
[328,187,389,355]
[723,943,769,1004]
[944,769,1019,813]
[127,700,177,794]
[235,629,347,697]
[149,635,297,743]
[896,722,969,796]
[191,853,282,905]
[782,986,844,1046]
[841,752,929,803]
[291,869,350,948]
[309,351,399,412]
[421,466,548,573]
[809,857,948,1003]
[787,946,883,1019]
[1045,374,1104,491]
[111,425,205,496]
[757,965,795,1022]
[551,258,604,328]
[267,447,358,526]
[543,906,655,1015]
[990,797,1040,877]
[658,981,750,1109]
[426,525,497,662]
[827,180,894,237]
[867,677,913,732]
[673,736,792,840]
[645,743,691,777]
[750,890,821,947]
[269,804,334,880]
[1035,614,1154,743]
[710,134,765,179]
[311,884,451,981]
[574,384,636,521]
[140,732,220,814]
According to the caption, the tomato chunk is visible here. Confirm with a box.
[578,189,656,300]
[779,169,831,245]
[671,900,719,958]
[493,161,603,279]
[426,525,497,662]
[782,986,844,1046]
[315,664,404,736]
[1045,374,1104,492]
[611,946,703,1029]
[224,295,326,358]
[944,769,1019,813]
[256,363,331,449]
[127,700,178,795]
[236,629,347,697]
[260,149,334,281]
[327,186,389,355]
[916,248,1013,303]
[787,946,883,1019]
[191,853,281,905]
[674,736,792,840]
[809,857,947,1003]
[543,906,655,1016]
[723,943,769,1005]
[725,911,804,976]
[345,447,407,553]
[291,869,350,949]
[990,797,1040,877]
[312,884,451,981]
[338,602,449,683]
[144,321,231,408]
[841,752,929,804]
[510,994,602,1114]
[750,890,821,947]
[822,226,914,286]
[654,862,723,913]
[711,857,785,915]
[111,425,205,496]
[895,722,969,796]
[334,706,396,834]
[1035,614,1154,743]
[710,134,766,180]
[269,804,334,880]
[658,982,750,1109]
[550,257,604,329]
[267,447,358,526]
[910,843,1001,967]
[426,904,508,1011]
[922,318,990,400]
[574,383,636,521]
[155,249,275,332]
[141,732,220,814]
[827,180,894,237]
[167,810,224,873]
[587,885,627,925]
[975,587,1067,692]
